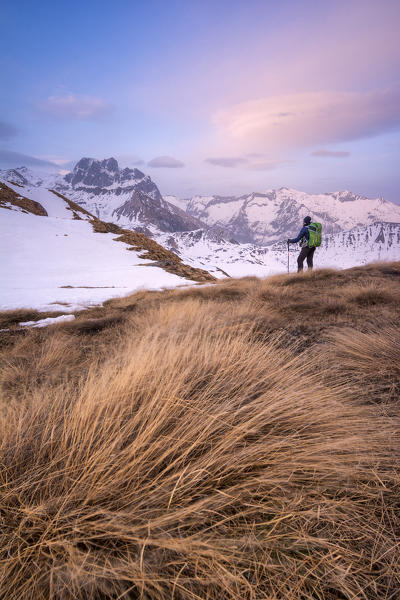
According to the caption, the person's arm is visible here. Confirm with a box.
[288,226,308,244]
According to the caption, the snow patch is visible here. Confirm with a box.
[20,314,76,328]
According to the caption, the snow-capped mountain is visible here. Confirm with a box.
[179,188,400,245]
[2,166,59,189]
[55,157,204,233]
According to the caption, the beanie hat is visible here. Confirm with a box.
[303,216,311,225]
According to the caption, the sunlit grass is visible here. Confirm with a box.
[0,262,399,599]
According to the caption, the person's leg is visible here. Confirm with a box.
[297,247,308,272]
[306,247,316,270]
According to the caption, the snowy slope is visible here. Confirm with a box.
[269,222,400,271]
[311,222,400,268]
[0,182,196,312]
[157,229,282,278]
[163,195,189,212]
[184,189,400,245]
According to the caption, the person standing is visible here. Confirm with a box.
[287,216,316,272]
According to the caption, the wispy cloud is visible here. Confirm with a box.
[0,121,18,140]
[147,156,184,168]
[311,149,350,158]
[0,150,59,169]
[205,156,288,170]
[117,154,145,167]
[246,159,290,171]
[40,94,112,120]
[205,157,247,168]
[214,86,400,152]
[34,154,72,166]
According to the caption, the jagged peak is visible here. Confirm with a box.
[64,157,150,189]
[72,156,118,173]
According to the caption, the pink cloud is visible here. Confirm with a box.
[311,149,350,158]
[148,156,184,168]
[246,159,291,171]
[213,86,400,152]
[205,157,247,168]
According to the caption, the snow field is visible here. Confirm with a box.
[0,209,192,312]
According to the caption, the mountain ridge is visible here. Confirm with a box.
[180,188,400,245]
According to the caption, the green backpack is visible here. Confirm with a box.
[308,222,322,247]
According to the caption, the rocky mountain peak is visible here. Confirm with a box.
[53,157,205,234]
[64,157,148,190]
[334,190,363,203]
[121,166,145,182]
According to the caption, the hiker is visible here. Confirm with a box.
[287,216,316,272]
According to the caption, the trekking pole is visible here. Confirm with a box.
[287,241,290,274]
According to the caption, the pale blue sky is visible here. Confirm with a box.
[1,0,399,202]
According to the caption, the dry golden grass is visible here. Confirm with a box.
[325,324,400,405]
[0,262,399,599]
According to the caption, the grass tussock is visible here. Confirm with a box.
[0,262,400,599]
[325,324,400,404]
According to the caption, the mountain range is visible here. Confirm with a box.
[167,188,400,245]
[1,157,399,311]
[6,158,400,246]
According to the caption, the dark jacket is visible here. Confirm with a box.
[289,226,309,247]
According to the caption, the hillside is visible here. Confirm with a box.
[0,262,399,599]
[0,180,214,312]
